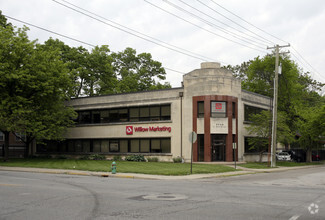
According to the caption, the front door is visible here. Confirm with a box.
[211,135,226,161]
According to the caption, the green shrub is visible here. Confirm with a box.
[56,155,68,159]
[79,155,91,160]
[147,157,159,162]
[113,155,123,161]
[125,155,146,162]
[173,157,183,163]
[91,154,106,160]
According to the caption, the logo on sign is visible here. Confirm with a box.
[215,103,222,109]
[126,126,133,135]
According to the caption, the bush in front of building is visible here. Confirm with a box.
[147,157,159,162]
[172,156,183,163]
[113,155,123,161]
[125,155,146,162]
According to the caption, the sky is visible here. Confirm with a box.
[1,0,325,88]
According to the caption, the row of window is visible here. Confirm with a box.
[0,132,25,142]
[197,101,236,118]
[37,138,171,154]
[75,105,171,124]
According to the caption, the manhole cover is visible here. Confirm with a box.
[141,193,188,201]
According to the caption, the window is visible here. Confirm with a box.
[109,140,119,152]
[0,131,4,141]
[211,101,226,118]
[37,138,171,154]
[79,111,91,124]
[15,132,26,142]
[139,107,150,121]
[161,105,171,120]
[244,137,268,153]
[150,106,160,121]
[244,105,266,122]
[129,108,139,122]
[232,102,236,118]
[198,101,204,118]
[92,111,101,123]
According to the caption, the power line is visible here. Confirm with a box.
[209,0,288,45]
[4,14,186,76]
[4,14,96,48]
[196,0,274,45]
[52,0,221,63]
[145,0,267,54]
[164,0,268,50]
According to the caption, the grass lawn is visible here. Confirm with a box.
[240,161,324,169]
[0,159,237,176]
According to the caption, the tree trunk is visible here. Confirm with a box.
[306,148,312,162]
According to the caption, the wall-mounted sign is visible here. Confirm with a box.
[126,126,171,135]
[211,101,226,113]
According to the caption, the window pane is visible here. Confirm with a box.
[198,102,204,118]
[0,131,4,141]
[101,110,110,123]
[119,109,128,122]
[120,140,128,153]
[140,107,149,121]
[93,140,101,152]
[75,140,82,152]
[140,139,150,152]
[151,139,160,150]
[92,111,101,123]
[67,140,74,152]
[110,140,119,152]
[161,139,171,153]
[150,106,160,121]
[130,139,140,152]
[83,140,90,152]
[80,111,91,124]
[101,140,109,152]
[161,105,171,120]
[129,108,139,121]
[109,109,119,122]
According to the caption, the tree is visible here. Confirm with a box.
[228,52,324,158]
[0,16,76,160]
[111,47,171,93]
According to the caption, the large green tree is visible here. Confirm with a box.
[228,53,324,160]
[0,14,76,160]
[111,47,171,93]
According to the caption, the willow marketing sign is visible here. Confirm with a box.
[126,126,172,135]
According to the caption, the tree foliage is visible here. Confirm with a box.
[0,13,76,160]
[228,52,325,158]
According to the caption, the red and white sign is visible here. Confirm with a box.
[126,126,133,135]
[126,126,171,135]
[211,101,226,113]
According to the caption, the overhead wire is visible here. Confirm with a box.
[163,0,267,50]
[3,14,186,76]
[145,0,267,54]
[52,0,222,64]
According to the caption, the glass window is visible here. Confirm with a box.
[161,105,171,120]
[101,110,110,123]
[67,140,74,152]
[150,106,160,121]
[92,111,101,123]
[140,139,150,152]
[83,140,90,152]
[93,140,101,152]
[198,101,204,118]
[232,102,236,118]
[211,101,226,118]
[130,139,140,152]
[129,108,139,122]
[151,139,161,153]
[244,105,266,122]
[139,107,150,121]
[109,109,119,122]
[75,140,82,152]
[120,140,128,153]
[119,109,128,122]
[161,139,171,153]
[101,140,109,152]
[109,140,119,152]
[79,111,91,124]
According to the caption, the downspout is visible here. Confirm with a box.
[179,91,184,158]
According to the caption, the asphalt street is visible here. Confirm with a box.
[0,166,324,220]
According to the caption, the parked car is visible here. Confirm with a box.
[312,153,320,161]
[286,149,306,162]
[276,152,291,161]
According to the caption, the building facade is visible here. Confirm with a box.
[36,62,271,162]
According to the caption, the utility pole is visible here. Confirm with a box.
[267,44,290,167]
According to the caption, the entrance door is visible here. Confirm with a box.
[211,135,226,161]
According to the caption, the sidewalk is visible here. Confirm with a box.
[0,165,319,180]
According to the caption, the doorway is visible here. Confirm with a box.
[211,135,226,161]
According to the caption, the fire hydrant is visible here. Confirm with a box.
[111,161,117,174]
